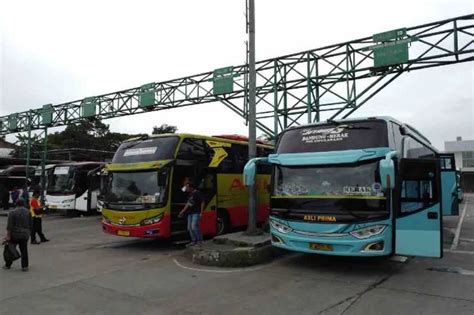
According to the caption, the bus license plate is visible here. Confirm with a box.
[309,243,333,251]
[49,205,57,209]
[117,230,130,236]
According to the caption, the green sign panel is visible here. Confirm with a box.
[41,104,53,125]
[373,28,407,42]
[8,115,18,131]
[213,66,234,95]
[139,83,156,108]
[81,97,97,118]
[374,42,409,68]
[214,66,233,77]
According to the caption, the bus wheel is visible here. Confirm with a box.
[216,210,230,235]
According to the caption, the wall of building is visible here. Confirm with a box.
[445,138,474,192]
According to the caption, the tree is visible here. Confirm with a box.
[12,119,177,161]
[12,133,44,159]
[152,124,177,135]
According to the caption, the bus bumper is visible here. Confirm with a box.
[45,195,75,211]
[102,215,170,238]
[270,227,392,257]
[45,201,75,211]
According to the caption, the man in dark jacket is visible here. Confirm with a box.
[178,179,205,246]
[3,198,31,271]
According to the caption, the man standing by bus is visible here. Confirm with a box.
[30,190,49,245]
[178,179,205,246]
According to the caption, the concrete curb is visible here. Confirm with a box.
[185,232,286,267]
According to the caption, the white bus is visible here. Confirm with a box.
[45,162,104,213]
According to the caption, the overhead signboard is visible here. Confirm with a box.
[8,115,18,131]
[41,104,53,125]
[213,66,234,95]
[81,97,97,118]
[139,83,156,108]
[374,42,409,68]
[373,28,407,42]
[372,27,410,68]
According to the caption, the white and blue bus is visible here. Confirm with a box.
[244,117,459,258]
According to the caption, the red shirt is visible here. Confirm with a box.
[30,198,42,217]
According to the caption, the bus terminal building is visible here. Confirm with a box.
[445,137,474,192]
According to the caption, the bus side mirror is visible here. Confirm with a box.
[244,160,257,186]
[379,158,395,190]
[244,157,269,186]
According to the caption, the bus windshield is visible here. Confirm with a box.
[272,160,387,216]
[277,120,388,154]
[105,169,169,205]
[113,136,180,163]
[48,166,75,193]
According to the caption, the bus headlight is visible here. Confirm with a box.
[270,220,293,234]
[350,225,386,239]
[102,216,111,224]
[62,199,75,203]
[141,214,164,226]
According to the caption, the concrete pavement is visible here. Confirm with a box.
[1,195,473,314]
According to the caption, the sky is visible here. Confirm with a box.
[0,0,473,150]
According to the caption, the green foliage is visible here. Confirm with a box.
[152,124,177,135]
[13,118,148,159]
[12,133,44,159]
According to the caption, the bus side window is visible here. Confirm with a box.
[257,147,273,174]
[402,137,436,159]
[401,178,437,213]
[441,157,454,170]
[178,139,207,160]
[231,144,248,173]
[391,122,403,153]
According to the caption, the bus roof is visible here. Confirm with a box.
[282,116,432,147]
[283,116,396,129]
[121,133,273,148]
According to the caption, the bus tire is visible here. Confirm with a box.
[216,209,230,236]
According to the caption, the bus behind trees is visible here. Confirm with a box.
[244,117,459,258]
[45,162,104,213]
[101,134,272,239]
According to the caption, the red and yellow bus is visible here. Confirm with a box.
[101,134,272,239]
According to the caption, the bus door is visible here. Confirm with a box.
[439,153,459,216]
[87,166,105,212]
[395,158,442,258]
[172,163,217,235]
[199,172,217,235]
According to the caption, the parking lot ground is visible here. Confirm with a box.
[1,194,474,315]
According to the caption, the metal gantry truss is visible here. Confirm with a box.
[0,14,473,138]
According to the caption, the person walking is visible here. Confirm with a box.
[3,198,31,271]
[29,190,49,245]
[178,179,205,246]
[10,186,20,206]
